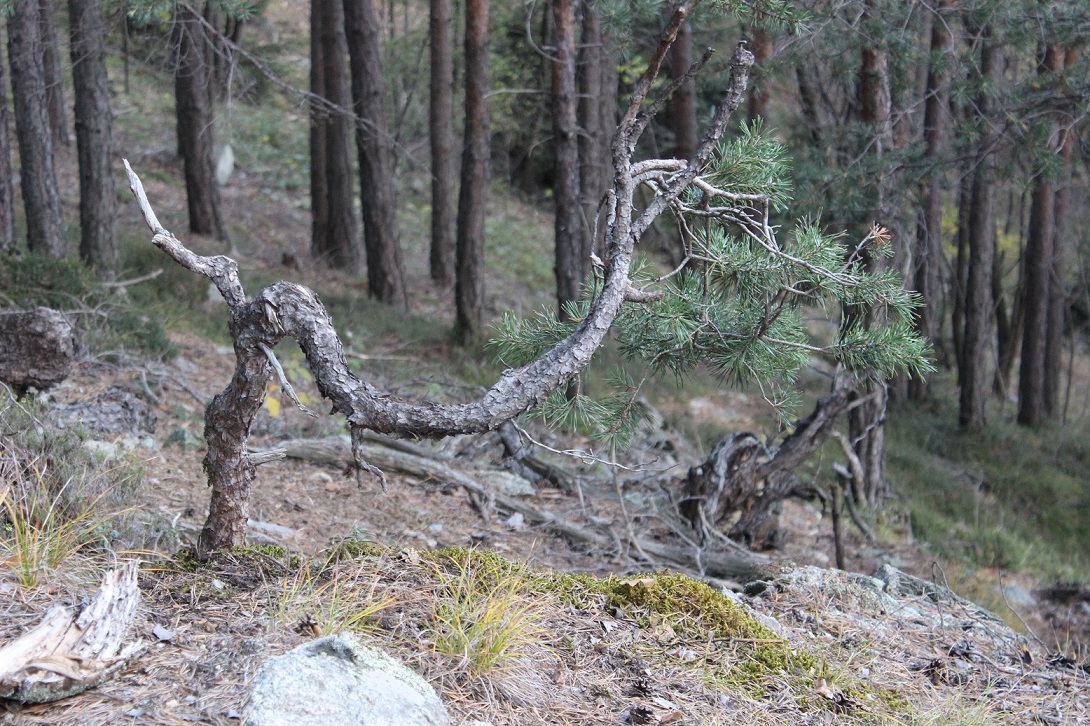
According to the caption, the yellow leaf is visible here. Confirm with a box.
[265,384,282,418]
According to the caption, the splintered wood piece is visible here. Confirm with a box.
[0,561,144,704]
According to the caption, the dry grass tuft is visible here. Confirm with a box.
[427,549,553,678]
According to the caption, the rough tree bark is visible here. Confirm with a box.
[173,4,227,241]
[1044,52,1077,419]
[309,0,361,270]
[847,0,891,505]
[428,0,456,287]
[667,16,697,162]
[344,0,408,306]
[69,0,118,279]
[960,28,1000,430]
[0,49,15,251]
[909,0,952,398]
[123,6,755,558]
[552,0,583,321]
[1019,45,1067,425]
[7,0,67,256]
[577,3,612,263]
[680,372,855,548]
[38,0,67,147]
[747,26,772,123]
[0,562,142,704]
[454,0,491,345]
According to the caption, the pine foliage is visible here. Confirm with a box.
[490,122,933,446]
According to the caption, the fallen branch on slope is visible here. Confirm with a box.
[276,437,775,582]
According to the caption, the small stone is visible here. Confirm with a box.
[504,512,525,529]
[324,482,342,493]
[152,625,175,642]
[311,471,333,483]
[211,579,225,590]
[426,523,443,534]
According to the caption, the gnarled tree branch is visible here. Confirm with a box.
[124,10,754,555]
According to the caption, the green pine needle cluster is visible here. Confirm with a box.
[490,121,932,448]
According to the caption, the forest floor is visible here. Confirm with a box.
[3,322,1089,725]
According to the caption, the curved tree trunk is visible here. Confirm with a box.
[123,25,756,554]
[69,0,118,279]
[681,372,855,548]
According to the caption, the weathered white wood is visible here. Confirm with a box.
[0,561,144,704]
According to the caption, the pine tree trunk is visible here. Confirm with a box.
[310,0,361,270]
[69,0,117,280]
[1017,45,1064,427]
[455,0,490,345]
[1043,49,1077,419]
[848,0,890,505]
[344,0,407,306]
[909,0,952,398]
[959,30,1000,430]
[0,50,15,252]
[747,27,772,123]
[8,0,67,256]
[173,5,227,241]
[38,0,67,147]
[428,0,455,287]
[577,4,612,264]
[551,0,582,321]
[667,17,697,161]
[308,0,329,266]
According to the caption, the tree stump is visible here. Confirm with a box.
[0,307,76,393]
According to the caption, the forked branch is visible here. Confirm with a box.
[125,9,754,555]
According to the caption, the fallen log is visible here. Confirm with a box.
[0,561,144,704]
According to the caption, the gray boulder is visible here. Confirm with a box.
[246,636,451,726]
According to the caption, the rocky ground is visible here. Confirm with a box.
[2,329,1088,725]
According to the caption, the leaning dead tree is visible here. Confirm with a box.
[125,1,928,561]
[681,371,856,548]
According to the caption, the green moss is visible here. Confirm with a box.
[239,543,288,560]
[604,572,816,678]
[172,547,203,573]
